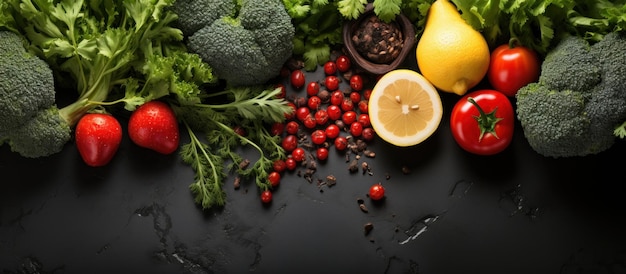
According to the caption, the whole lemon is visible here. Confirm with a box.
[416,0,490,96]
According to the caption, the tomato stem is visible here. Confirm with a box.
[467,97,503,142]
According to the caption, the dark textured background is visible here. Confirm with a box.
[1,54,625,274]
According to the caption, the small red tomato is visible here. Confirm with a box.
[291,69,306,89]
[349,121,363,137]
[369,184,385,201]
[325,124,341,139]
[316,147,329,161]
[261,190,273,203]
[281,134,298,152]
[314,109,329,125]
[487,40,541,97]
[285,121,299,135]
[362,89,372,100]
[330,91,344,106]
[270,122,284,136]
[311,129,327,145]
[349,75,363,91]
[273,159,287,173]
[334,136,348,151]
[361,127,375,141]
[327,105,342,120]
[128,101,179,155]
[285,157,297,170]
[325,75,340,91]
[268,171,281,187]
[307,95,322,110]
[233,126,247,137]
[340,98,354,112]
[284,102,296,120]
[357,114,370,127]
[358,100,369,114]
[75,113,122,167]
[275,83,286,99]
[342,110,357,125]
[349,91,361,104]
[302,114,317,129]
[450,89,515,155]
[323,61,337,75]
[336,55,351,72]
[295,107,310,121]
[307,81,320,97]
[291,147,306,162]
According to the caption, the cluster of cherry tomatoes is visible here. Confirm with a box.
[259,55,380,204]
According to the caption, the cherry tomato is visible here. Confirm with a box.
[273,159,287,173]
[325,124,341,139]
[302,114,317,129]
[281,134,298,152]
[327,105,342,120]
[314,109,329,125]
[336,55,351,72]
[291,69,306,89]
[358,100,368,114]
[361,127,375,141]
[307,81,320,97]
[362,89,372,100]
[307,95,322,110]
[340,98,354,112]
[268,171,281,187]
[285,157,297,170]
[325,75,340,91]
[349,121,363,137]
[291,147,306,162]
[349,91,361,104]
[342,110,357,125]
[369,184,385,201]
[450,89,515,155]
[357,114,370,127]
[295,106,310,121]
[284,102,296,120]
[128,101,180,155]
[311,129,327,145]
[261,190,273,203]
[270,122,284,136]
[349,74,363,91]
[487,39,540,97]
[275,83,286,99]
[316,147,329,161]
[323,61,337,75]
[285,121,299,135]
[334,136,348,151]
[330,90,344,106]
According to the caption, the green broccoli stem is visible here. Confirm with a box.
[57,76,113,127]
[468,97,502,141]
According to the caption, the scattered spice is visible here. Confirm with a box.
[233,176,241,189]
[352,14,404,64]
[348,159,359,173]
[401,165,411,174]
[364,222,374,235]
[357,198,369,213]
[363,150,376,158]
[239,159,250,170]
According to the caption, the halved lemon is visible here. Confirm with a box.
[368,69,443,147]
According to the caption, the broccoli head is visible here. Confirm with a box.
[176,0,295,86]
[0,31,56,131]
[516,32,626,158]
[0,30,72,158]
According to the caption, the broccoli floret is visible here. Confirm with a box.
[0,31,72,158]
[516,32,626,158]
[178,0,295,86]
[7,107,71,158]
[0,31,56,131]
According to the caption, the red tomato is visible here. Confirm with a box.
[261,190,273,203]
[336,55,351,72]
[268,171,281,187]
[369,184,385,201]
[290,69,306,89]
[128,101,180,155]
[325,75,340,91]
[487,40,540,97]
[450,89,514,155]
[75,113,122,167]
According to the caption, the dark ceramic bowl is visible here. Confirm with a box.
[342,3,416,75]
